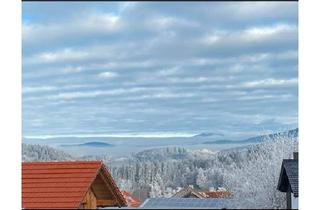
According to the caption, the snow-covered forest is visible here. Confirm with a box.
[22,143,74,161]
[22,132,298,209]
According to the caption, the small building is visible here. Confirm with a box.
[140,198,235,209]
[205,191,232,198]
[22,161,127,209]
[121,191,141,207]
[172,186,208,198]
[277,152,298,209]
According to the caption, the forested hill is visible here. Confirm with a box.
[203,128,298,144]
[22,129,298,209]
[22,143,74,161]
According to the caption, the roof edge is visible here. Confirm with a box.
[100,162,127,206]
[139,198,150,208]
[77,160,104,209]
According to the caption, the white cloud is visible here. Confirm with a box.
[118,2,136,13]
[92,60,158,70]
[231,2,297,20]
[190,58,222,66]
[237,94,293,101]
[22,2,298,135]
[157,66,180,76]
[205,35,220,44]
[201,30,226,45]
[62,66,85,73]
[98,71,118,79]
[47,90,115,100]
[24,44,120,65]
[244,24,297,40]
[47,87,148,100]
[274,50,298,60]
[170,77,209,83]
[243,78,298,88]
[25,48,91,64]
[22,86,58,94]
[22,24,36,42]
[168,76,231,84]
[138,92,195,99]
[81,13,120,32]
[200,24,297,47]
[151,16,198,30]
[23,12,121,45]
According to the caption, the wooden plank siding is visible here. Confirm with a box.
[81,188,97,209]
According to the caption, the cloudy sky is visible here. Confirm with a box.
[22,2,298,139]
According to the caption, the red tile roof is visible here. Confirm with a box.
[173,187,208,198]
[22,161,126,209]
[122,191,141,207]
[205,191,232,198]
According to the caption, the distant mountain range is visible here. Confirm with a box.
[61,141,113,147]
[203,128,298,145]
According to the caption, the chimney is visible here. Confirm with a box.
[293,152,298,160]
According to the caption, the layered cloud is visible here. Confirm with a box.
[22,2,298,138]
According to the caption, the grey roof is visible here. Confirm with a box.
[140,198,235,209]
[277,159,298,197]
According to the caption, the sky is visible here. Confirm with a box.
[22,2,298,139]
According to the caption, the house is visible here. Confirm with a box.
[22,161,127,209]
[277,152,298,209]
[205,191,232,198]
[173,186,232,199]
[172,186,208,198]
[140,198,235,209]
[121,191,141,207]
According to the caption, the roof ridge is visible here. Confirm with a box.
[23,160,103,164]
[100,163,127,206]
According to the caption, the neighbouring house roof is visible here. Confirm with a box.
[140,198,235,209]
[205,191,232,198]
[172,187,208,198]
[122,191,141,207]
[277,159,298,197]
[22,161,126,209]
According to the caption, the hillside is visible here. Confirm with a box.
[22,143,74,161]
[203,128,298,144]
[133,147,191,161]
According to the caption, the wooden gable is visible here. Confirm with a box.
[22,161,127,209]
